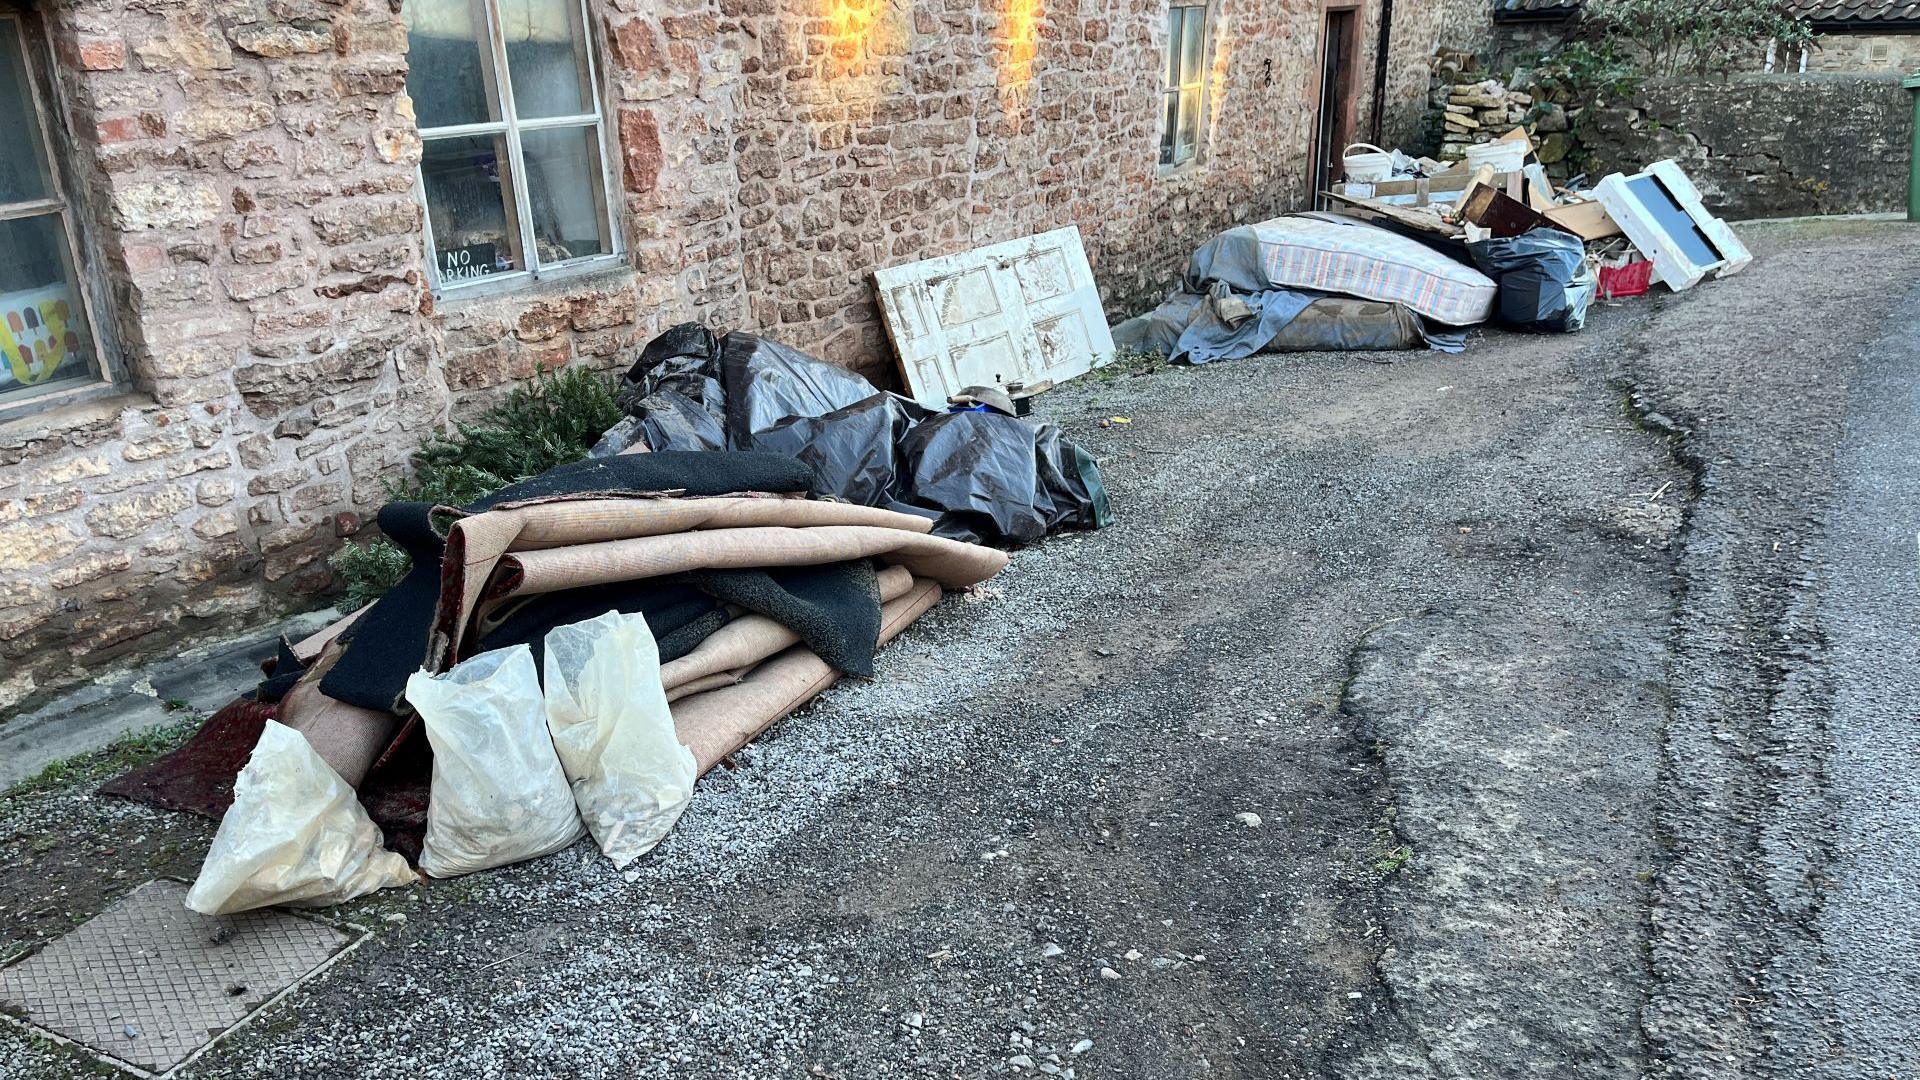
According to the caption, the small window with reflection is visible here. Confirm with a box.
[1159,0,1210,167]
[404,0,621,292]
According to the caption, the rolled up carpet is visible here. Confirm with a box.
[672,577,943,773]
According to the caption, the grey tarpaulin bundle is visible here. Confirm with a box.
[1113,292,1442,359]
[591,324,1114,547]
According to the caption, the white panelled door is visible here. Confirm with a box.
[873,226,1115,410]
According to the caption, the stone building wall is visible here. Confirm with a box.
[1486,13,1920,76]
[0,0,445,713]
[1581,74,1911,219]
[1801,30,1920,73]
[0,0,1486,714]
[725,0,1388,372]
[1485,17,1570,73]
[1381,0,1496,149]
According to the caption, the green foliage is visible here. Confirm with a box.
[1524,38,1644,173]
[400,364,624,508]
[1584,0,1814,77]
[1531,38,1643,114]
[1374,845,1414,875]
[330,534,412,611]
[328,365,621,609]
[1095,344,1167,381]
[6,715,202,799]
[1524,1,1807,171]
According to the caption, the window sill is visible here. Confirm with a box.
[1156,158,1208,183]
[431,254,631,307]
[0,385,146,439]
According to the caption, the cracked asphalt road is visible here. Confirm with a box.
[1,217,1915,1079]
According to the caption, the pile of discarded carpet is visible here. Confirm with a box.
[102,327,1113,913]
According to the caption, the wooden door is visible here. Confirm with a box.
[1312,7,1359,204]
[873,227,1116,409]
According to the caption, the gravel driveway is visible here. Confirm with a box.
[2,217,1916,1080]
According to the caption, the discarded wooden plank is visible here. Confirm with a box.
[1322,191,1465,240]
[1335,169,1521,208]
[1543,199,1624,242]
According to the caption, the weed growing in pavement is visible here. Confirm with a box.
[1098,345,1166,381]
[1375,845,1414,875]
[5,714,204,800]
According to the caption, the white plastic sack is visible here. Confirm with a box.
[407,646,584,878]
[185,720,416,915]
[544,611,697,868]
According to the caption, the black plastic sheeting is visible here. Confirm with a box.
[596,325,1113,547]
[1467,229,1595,334]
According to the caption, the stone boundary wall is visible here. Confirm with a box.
[1384,0,1497,149]
[1582,75,1911,219]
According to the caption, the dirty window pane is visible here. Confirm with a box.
[0,213,98,401]
[1160,3,1207,166]
[522,125,611,263]
[407,0,618,287]
[499,0,592,119]
[404,0,501,129]
[1164,8,1181,88]
[1160,90,1181,165]
[420,134,524,282]
[1177,87,1200,159]
[1180,7,1205,87]
[0,21,53,205]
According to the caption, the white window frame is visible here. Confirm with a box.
[411,0,624,297]
[0,5,119,421]
[1158,0,1213,171]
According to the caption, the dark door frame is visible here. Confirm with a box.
[1308,1,1365,207]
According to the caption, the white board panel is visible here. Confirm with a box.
[873,226,1115,410]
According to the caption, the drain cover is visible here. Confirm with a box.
[0,879,360,1075]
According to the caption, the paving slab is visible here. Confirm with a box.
[0,880,359,1076]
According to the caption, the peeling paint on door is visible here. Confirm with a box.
[872,227,1115,409]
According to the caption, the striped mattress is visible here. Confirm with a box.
[1191,216,1497,327]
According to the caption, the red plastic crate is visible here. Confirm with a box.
[1598,258,1653,300]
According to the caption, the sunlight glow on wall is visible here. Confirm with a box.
[1206,24,1233,147]
[824,0,882,68]
[998,0,1043,92]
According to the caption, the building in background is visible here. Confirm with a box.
[1489,0,1920,73]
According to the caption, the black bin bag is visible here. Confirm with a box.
[750,392,926,510]
[595,324,1114,547]
[1468,228,1595,333]
[898,410,1112,546]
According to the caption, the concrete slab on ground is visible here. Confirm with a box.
[0,879,360,1075]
